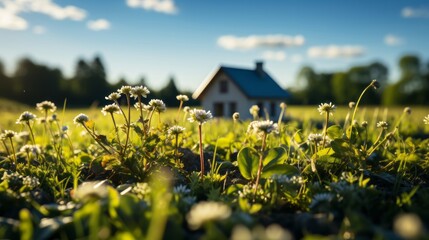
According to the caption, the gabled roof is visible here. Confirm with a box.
[193,64,291,100]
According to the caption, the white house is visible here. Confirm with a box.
[192,61,291,119]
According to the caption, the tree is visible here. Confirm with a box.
[158,76,180,106]
[331,72,350,104]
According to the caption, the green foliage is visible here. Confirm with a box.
[1,84,429,239]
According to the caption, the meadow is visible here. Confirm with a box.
[1,82,429,239]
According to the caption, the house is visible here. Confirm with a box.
[192,61,291,119]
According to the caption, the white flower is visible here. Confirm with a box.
[168,125,185,136]
[73,181,109,202]
[183,106,191,113]
[20,144,41,155]
[249,105,260,116]
[118,86,133,95]
[73,113,89,125]
[232,112,240,121]
[176,95,189,102]
[2,130,17,139]
[186,201,231,229]
[248,120,278,136]
[188,109,213,125]
[36,101,57,113]
[148,99,166,113]
[131,86,150,99]
[16,111,37,124]
[101,104,121,116]
[376,121,389,129]
[105,92,121,101]
[317,102,336,115]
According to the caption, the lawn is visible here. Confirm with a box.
[1,90,429,239]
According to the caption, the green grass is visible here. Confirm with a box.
[1,95,429,239]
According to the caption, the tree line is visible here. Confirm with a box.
[0,56,197,107]
[289,55,429,105]
[0,54,428,107]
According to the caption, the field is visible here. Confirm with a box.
[1,87,429,239]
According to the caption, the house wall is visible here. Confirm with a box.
[200,72,286,121]
[200,72,251,119]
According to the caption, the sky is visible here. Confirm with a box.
[0,0,428,92]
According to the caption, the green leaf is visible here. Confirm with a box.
[237,147,259,180]
[263,147,288,169]
[261,164,299,179]
[327,125,343,139]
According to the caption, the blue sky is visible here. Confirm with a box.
[1,0,428,92]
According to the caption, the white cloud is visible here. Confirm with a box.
[308,45,365,59]
[217,34,305,51]
[0,8,27,30]
[126,0,178,14]
[0,0,86,30]
[262,51,286,61]
[384,34,403,46]
[33,25,46,34]
[402,7,429,18]
[87,19,110,31]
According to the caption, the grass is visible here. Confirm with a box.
[1,90,429,239]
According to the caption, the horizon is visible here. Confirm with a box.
[1,0,428,92]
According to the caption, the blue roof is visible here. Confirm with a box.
[220,66,291,99]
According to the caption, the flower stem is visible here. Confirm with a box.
[9,138,17,165]
[351,82,374,126]
[122,94,131,157]
[254,132,267,195]
[322,112,329,148]
[26,122,36,145]
[198,124,204,180]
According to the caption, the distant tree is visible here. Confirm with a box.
[13,58,63,103]
[0,60,11,99]
[158,76,180,106]
[331,72,350,104]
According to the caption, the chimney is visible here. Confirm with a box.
[255,61,264,77]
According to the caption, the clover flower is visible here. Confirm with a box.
[249,105,260,118]
[307,133,324,144]
[22,176,40,189]
[317,102,336,116]
[36,100,57,113]
[131,182,152,202]
[248,120,278,136]
[2,130,17,139]
[73,113,89,125]
[376,121,389,129]
[20,144,41,155]
[16,111,37,124]
[232,112,240,121]
[131,86,150,99]
[105,92,121,101]
[361,121,368,128]
[188,109,213,125]
[183,106,191,113]
[280,102,287,109]
[148,99,166,113]
[72,181,109,202]
[176,95,189,102]
[118,86,133,95]
[168,125,185,136]
[404,107,411,115]
[186,201,231,229]
[424,115,429,125]
[348,102,356,109]
[101,103,121,116]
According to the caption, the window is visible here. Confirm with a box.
[214,102,224,117]
[270,102,276,117]
[220,80,228,93]
[257,102,264,117]
[229,102,237,116]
